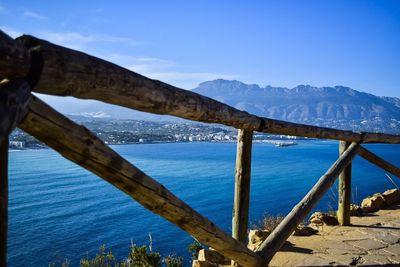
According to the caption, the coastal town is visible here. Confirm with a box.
[9,117,301,149]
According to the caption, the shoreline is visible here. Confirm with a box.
[9,139,306,151]
[7,138,341,151]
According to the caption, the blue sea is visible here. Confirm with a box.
[8,141,400,266]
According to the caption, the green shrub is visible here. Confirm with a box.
[187,240,203,260]
[163,254,183,267]
[50,241,182,267]
[125,244,161,267]
[80,245,119,267]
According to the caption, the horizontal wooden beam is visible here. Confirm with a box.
[256,142,359,263]
[0,33,398,143]
[0,80,31,144]
[0,30,30,79]
[16,35,261,130]
[259,119,400,144]
[12,35,400,144]
[357,146,400,178]
[18,95,265,267]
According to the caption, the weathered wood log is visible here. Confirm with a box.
[0,138,8,267]
[260,118,400,144]
[0,78,29,267]
[0,30,30,79]
[255,142,359,263]
[17,35,261,130]
[0,80,31,144]
[337,141,352,226]
[357,146,400,178]
[232,129,253,244]
[18,95,265,267]
[13,35,400,144]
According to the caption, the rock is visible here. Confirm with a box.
[293,223,318,236]
[247,229,270,250]
[309,212,339,226]
[350,204,363,216]
[361,193,386,213]
[197,249,227,265]
[192,260,219,267]
[382,189,400,205]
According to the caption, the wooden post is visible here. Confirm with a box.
[232,129,253,243]
[256,142,359,263]
[0,80,31,144]
[0,138,8,267]
[357,146,400,178]
[338,141,352,226]
[0,30,30,79]
[0,80,30,267]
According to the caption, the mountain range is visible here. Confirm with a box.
[38,79,400,133]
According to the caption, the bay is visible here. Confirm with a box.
[7,141,400,266]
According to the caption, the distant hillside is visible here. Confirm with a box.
[193,80,400,133]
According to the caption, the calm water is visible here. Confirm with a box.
[8,141,400,266]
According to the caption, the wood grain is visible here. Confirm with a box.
[15,35,400,144]
[337,141,352,226]
[232,129,253,244]
[0,31,30,79]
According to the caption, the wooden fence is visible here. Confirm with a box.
[1,30,399,266]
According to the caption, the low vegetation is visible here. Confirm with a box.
[49,243,183,267]
[49,238,205,267]
[252,213,284,232]
[187,240,203,260]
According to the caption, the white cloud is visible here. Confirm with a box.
[0,25,236,89]
[39,31,142,50]
[104,54,237,89]
[1,26,22,38]
[23,11,47,20]
[39,31,93,49]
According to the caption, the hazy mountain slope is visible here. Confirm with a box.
[192,79,400,133]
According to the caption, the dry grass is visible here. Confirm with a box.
[252,214,284,231]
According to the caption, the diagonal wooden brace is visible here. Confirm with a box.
[18,95,265,267]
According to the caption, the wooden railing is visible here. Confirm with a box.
[1,30,399,266]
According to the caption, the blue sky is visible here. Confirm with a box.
[1,0,400,97]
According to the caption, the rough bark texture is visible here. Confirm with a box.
[17,35,261,130]
[0,79,30,267]
[358,146,400,178]
[18,95,265,267]
[0,138,8,267]
[232,129,253,244]
[0,30,30,79]
[0,80,31,143]
[255,142,360,263]
[14,35,400,144]
[338,141,352,226]
[260,118,400,144]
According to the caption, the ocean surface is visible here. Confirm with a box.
[8,141,400,266]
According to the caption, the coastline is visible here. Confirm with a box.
[8,138,310,151]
